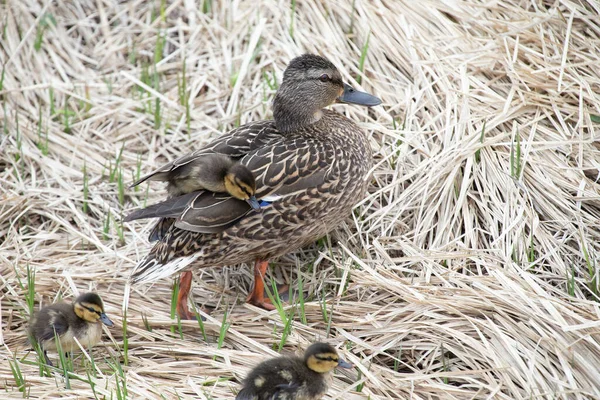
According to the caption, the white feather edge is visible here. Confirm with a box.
[260,194,283,202]
[129,253,201,284]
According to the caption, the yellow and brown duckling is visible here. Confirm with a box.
[28,292,114,366]
[127,54,381,317]
[236,342,353,400]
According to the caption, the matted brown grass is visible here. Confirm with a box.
[2,0,600,399]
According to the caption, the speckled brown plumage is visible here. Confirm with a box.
[126,54,380,311]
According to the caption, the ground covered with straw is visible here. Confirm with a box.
[2,0,600,399]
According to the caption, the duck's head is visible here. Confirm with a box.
[273,54,381,133]
[224,163,260,209]
[304,342,353,373]
[73,293,114,327]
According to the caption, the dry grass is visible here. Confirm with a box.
[2,0,600,398]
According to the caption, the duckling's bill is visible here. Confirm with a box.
[100,312,114,327]
[247,196,261,210]
[337,357,353,369]
[338,83,381,107]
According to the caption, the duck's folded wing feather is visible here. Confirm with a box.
[244,139,336,198]
[131,121,280,186]
[123,192,199,222]
[175,193,252,233]
[124,191,252,234]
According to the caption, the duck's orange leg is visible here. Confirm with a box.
[246,260,277,310]
[176,271,195,320]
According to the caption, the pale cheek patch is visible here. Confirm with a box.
[254,376,265,387]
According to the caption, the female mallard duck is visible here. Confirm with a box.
[28,292,114,366]
[236,342,353,400]
[126,54,380,318]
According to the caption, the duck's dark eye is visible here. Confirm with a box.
[87,307,99,314]
[319,74,330,82]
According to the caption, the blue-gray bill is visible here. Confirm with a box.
[337,358,353,369]
[100,313,114,327]
[247,196,261,210]
[338,83,381,107]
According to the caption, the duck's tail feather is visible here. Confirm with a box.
[130,252,201,284]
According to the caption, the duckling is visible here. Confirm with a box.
[133,153,260,202]
[28,292,114,366]
[236,342,353,400]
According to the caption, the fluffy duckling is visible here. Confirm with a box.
[236,342,353,400]
[28,292,114,366]
[132,153,260,205]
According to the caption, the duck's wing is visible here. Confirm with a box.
[123,192,199,222]
[175,193,252,233]
[124,191,252,234]
[131,121,280,186]
[242,138,336,198]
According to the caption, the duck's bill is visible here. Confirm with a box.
[100,313,114,327]
[246,196,261,210]
[337,358,353,369]
[338,83,381,107]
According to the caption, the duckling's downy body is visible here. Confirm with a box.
[127,54,381,316]
[236,342,353,400]
[29,292,114,365]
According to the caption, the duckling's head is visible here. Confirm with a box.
[273,54,381,133]
[224,163,260,209]
[73,293,114,327]
[304,342,353,374]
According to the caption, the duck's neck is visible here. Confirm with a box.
[273,92,323,133]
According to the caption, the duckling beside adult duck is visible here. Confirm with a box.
[127,54,381,318]
[28,292,114,366]
[236,342,353,400]
[125,153,260,242]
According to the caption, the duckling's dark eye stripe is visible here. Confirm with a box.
[315,356,337,362]
[87,307,100,314]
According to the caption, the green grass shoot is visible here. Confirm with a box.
[25,264,36,316]
[289,0,296,38]
[356,31,371,85]
[192,303,208,342]
[8,356,28,395]
[475,120,486,163]
[34,13,56,52]
[122,309,129,366]
[82,161,89,214]
[141,313,152,332]
[510,128,522,179]
[201,0,212,13]
[215,309,230,359]
[103,208,111,240]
